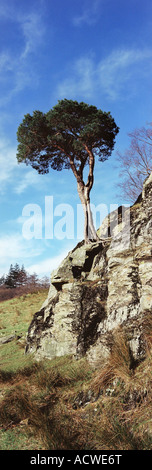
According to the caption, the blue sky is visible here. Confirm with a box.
[0,0,152,278]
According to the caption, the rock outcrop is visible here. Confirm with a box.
[25,173,152,366]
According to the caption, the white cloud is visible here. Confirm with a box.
[20,12,45,59]
[0,234,25,261]
[0,232,45,276]
[0,233,43,260]
[14,170,43,195]
[0,52,12,76]
[57,56,94,99]
[56,47,152,101]
[73,0,102,26]
[0,10,44,107]
[27,244,75,276]
[0,139,18,191]
[0,137,46,194]
[97,48,152,100]
[0,224,75,278]
[0,5,44,59]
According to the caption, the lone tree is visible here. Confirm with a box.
[17,99,119,242]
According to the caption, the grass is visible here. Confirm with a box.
[0,290,47,373]
[0,291,152,450]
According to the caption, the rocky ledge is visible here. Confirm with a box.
[25,173,152,366]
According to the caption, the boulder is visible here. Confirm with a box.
[25,173,152,366]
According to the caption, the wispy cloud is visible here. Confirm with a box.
[73,0,102,26]
[0,234,40,259]
[0,3,44,57]
[0,53,12,75]
[0,233,45,276]
[0,10,45,107]
[14,170,43,195]
[57,56,94,99]
[0,233,75,277]
[56,47,152,101]
[97,48,152,100]
[20,12,45,59]
[0,138,18,192]
[0,138,45,194]
[27,243,75,276]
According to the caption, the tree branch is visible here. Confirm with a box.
[52,140,85,187]
[83,144,95,192]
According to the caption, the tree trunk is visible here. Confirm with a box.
[69,152,99,243]
[87,198,99,241]
[77,182,99,243]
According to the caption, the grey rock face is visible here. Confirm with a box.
[25,173,152,366]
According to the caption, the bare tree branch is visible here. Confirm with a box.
[117,124,152,202]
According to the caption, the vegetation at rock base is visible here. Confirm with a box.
[0,292,152,450]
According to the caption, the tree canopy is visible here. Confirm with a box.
[17,99,119,242]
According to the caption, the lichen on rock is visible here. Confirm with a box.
[25,173,152,367]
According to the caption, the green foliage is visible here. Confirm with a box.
[4,264,27,289]
[17,99,119,174]
[0,290,47,374]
